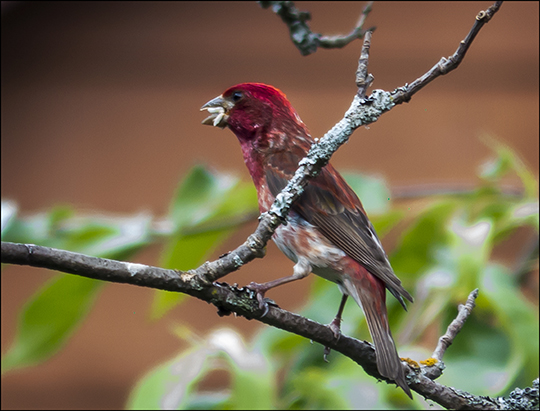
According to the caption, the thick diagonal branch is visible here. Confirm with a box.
[202,1,503,284]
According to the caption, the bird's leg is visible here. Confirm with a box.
[324,294,348,362]
[328,294,348,337]
[247,257,312,316]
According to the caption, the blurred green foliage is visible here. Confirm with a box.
[1,140,538,408]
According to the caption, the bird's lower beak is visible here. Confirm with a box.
[200,95,234,128]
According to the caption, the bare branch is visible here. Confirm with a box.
[391,1,503,104]
[319,2,375,50]
[0,241,507,409]
[433,289,479,362]
[409,289,480,382]
[0,241,392,392]
[259,1,374,56]
[355,29,374,98]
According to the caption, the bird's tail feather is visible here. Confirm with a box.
[343,273,412,398]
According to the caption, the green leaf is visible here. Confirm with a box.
[169,165,239,231]
[254,324,305,360]
[151,229,233,320]
[1,200,18,238]
[448,216,495,294]
[2,209,152,374]
[197,328,276,410]
[482,264,539,387]
[371,209,406,238]
[391,200,458,279]
[169,165,258,235]
[154,166,258,319]
[441,335,515,395]
[342,172,392,214]
[56,212,153,259]
[180,392,230,410]
[400,251,457,341]
[286,368,352,409]
[479,136,538,199]
[479,148,513,181]
[127,344,215,410]
[210,183,258,224]
[1,210,64,246]
[1,206,152,260]
[508,201,539,232]
[161,229,232,271]
[2,274,102,374]
[127,328,276,410]
[149,290,187,322]
[223,340,276,409]
[439,303,520,396]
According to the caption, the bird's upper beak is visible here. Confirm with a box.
[200,95,235,128]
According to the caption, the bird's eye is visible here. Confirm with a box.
[232,91,243,102]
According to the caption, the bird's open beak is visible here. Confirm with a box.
[200,95,234,128]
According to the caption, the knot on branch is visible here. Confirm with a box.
[246,234,267,258]
[476,10,488,21]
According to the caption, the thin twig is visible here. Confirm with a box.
[259,1,375,56]
[433,289,479,362]
[319,1,375,50]
[392,1,503,104]
[355,29,374,98]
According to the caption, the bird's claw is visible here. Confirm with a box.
[323,317,342,362]
[256,293,271,317]
[246,282,275,317]
[323,346,331,362]
[328,317,343,340]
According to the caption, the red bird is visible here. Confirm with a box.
[201,83,413,397]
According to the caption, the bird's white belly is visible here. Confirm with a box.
[272,214,347,285]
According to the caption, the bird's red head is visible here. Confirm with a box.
[201,83,309,145]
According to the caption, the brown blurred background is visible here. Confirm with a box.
[1,1,538,409]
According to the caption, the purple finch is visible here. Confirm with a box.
[201,83,413,397]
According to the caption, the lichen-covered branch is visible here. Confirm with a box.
[203,1,503,284]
